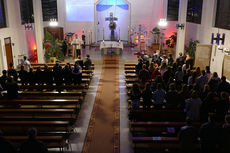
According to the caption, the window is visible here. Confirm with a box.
[215,0,230,30]
[42,0,58,21]
[167,0,179,21]
[0,0,6,28]
[19,0,34,24]
[186,0,203,24]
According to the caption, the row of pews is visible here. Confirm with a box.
[124,63,199,153]
[0,63,95,152]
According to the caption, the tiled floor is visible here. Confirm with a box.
[64,46,137,153]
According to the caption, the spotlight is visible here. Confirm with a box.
[49,19,58,27]
[158,18,168,27]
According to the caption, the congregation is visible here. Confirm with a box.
[0,55,92,99]
[129,52,230,153]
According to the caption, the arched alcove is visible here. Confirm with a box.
[95,0,130,42]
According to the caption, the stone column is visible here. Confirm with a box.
[33,0,44,63]
[176,0,188,58]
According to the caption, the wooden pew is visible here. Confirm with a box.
[18,84,86,91]
[31,65,94,70]
[133,136,200,152]
[124,66,136,70]
[20,91,84,99]
[129,110,186,121]
[4,135,67,150]
[0,99,81,106]
[125,70,136,74]
[31,63,95,67]
[0,108,76,121]
[0,121,71,135]
[125,63,136,66]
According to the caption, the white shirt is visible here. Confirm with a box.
[23,59,31,72]
[71,38,83,50]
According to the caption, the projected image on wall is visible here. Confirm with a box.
[66,0,94,22]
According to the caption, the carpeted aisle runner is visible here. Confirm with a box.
[82,55,120,153]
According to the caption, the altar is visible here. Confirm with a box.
[100,41,123,55]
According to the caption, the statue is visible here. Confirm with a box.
[105,12,118,41]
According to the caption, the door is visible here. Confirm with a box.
[4,37,13,70]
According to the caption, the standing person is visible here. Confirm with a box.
[200,114,221,153]
[138,64,149,83]
[63,64,72,85]
[178,117,198,153]
[19,65,28,85]
[8,63,18,82]
[130,83,141,110]
[19,128,48,153]
[142,83,152,110]
[221,115,230,153]
[23,56,31,72]
[72,62,82,85]
[168,53,174,66]
[53,62,63,86]
[43,65,53,85]
[82,31,86,49]
[0,130,16,153]
[6,76,19,99]
[185,90,202,121]
[62,39,67,57]
[0,70,8,90]
[71,34,83,59]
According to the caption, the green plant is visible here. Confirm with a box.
[185,39,199,57]
[166,32,177,48]
[43,31,63,60]
[152,27,160,35]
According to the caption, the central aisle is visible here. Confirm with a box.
[82,55,120,153]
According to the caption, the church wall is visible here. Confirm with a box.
[185,0,230,77]
[0,0,28,74]
[56,0,176,43]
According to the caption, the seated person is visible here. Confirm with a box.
[83,54,92,70]
[19,128,48,153]
[0,70,8,90]
[0,130,16,153]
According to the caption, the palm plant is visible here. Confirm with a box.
[43,31,63,61]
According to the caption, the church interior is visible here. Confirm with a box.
[1,0,230,153]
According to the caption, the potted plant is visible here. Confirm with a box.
[151,27,161,51]
[185,39,199,58]
[165,32,177,55]
[43,31,64,63]
[166,32,177,48]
